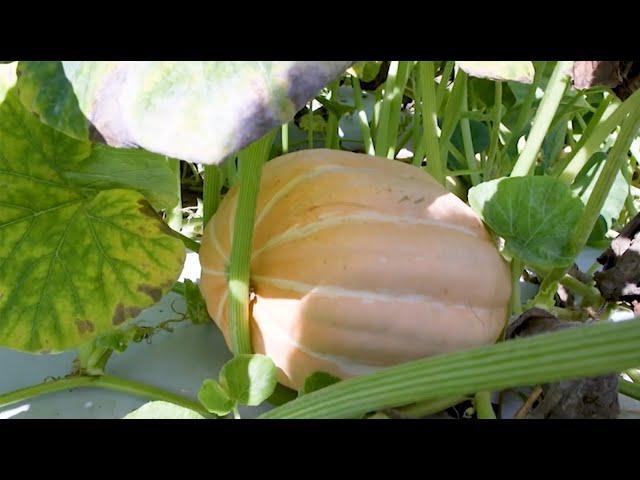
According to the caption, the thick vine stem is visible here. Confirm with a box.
[0,374,214,418]
[228,130,276,355]
[260,318,640,419]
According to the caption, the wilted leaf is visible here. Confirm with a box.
[468,176,584,268]
[220,354,278,406]
[16,61,89,141]
[457,61,535,84]
[571,61,624,90]
[62,61,352,165]
[124,401,205,419]
[0,88,185,353]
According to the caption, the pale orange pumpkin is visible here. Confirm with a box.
[199,149,511,390]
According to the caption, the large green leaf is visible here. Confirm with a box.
[468,176,584,268]
[62,144,180,211]
[16,61,89,141]
[0,88,185,353]
[457,61,535,84]
[61,61,352,165]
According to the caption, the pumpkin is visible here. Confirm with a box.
[199,149,511,390]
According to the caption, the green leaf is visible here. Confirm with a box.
[62,144,180,211]
[541,120,567,171]
[507,80,536,107]
[468,175,584,268]
[124,401,205,419]
[457,61,535,84]
[347,61,382,82]
[0,62,17,104]
[572,152,628,244]
[62,61,352,165]
[261,317,640,419]
[16,61,89,141]
[198,379,234,416]
[300,372,341,396]
[449,119,489,168]
[0,88,185,353]
[220,354,278,406]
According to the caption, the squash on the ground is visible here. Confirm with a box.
[200,149,511,390]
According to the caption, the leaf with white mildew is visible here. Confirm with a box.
[62,61,353,165]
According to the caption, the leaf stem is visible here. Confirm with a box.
[558,274,602,306]
[324,80,340,149]
[169,229,200,253]
[460,78,480,186]
[228,130,276,355]
[510,259,522,316]
[0,374,213,418]
[435,61,454,113]
[417,61,444,183]
[474,391,496,419]
[510,61,573,177]
[166,158,183,230]
[281,123,289,154]
[619,378,640,401]
[203,164,223,226]
[484,81,503,179]
[232,405,241,419]
[352,76,375,156]
[558,90,640,184]
[503,61,546,156]
[394,395,466,418]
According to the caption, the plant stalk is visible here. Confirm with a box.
[228,130,276,355]
[0,374,213,418]
[511,61,573,177]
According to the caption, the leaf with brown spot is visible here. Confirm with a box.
[137,284,162,303]
[0,88,186,353]
[76,320,95,334]
[112,305,126,326]
[62,61,353,165]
